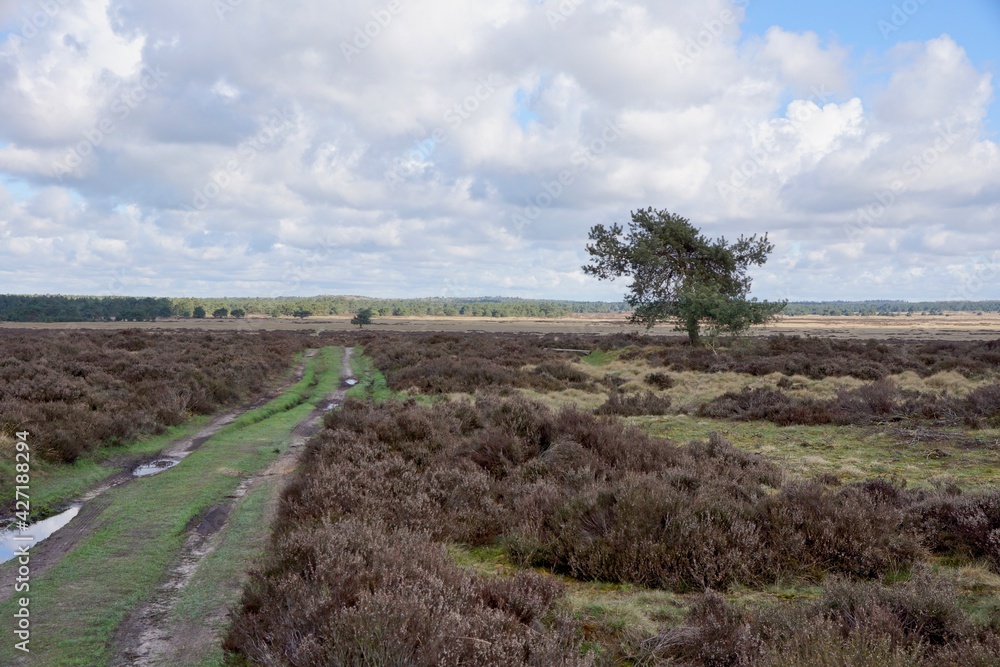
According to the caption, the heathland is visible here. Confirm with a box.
[1,326,998,666]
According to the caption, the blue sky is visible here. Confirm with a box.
[0,0,997,301]
[743,0,1000,123]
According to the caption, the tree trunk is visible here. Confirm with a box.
[685,315,701,346]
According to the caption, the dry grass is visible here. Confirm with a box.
[223,333,1000,665]
[2,311,999,340]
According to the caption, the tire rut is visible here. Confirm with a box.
[111,348,353,667]
[0,350,318,606]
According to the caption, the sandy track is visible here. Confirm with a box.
[1,313,997,339]
[0,351,316,606]
[111,348,354,667]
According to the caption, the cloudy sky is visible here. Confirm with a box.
[0,0,998,302]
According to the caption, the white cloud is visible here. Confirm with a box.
[0,0,997,301]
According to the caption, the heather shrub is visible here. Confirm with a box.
[645,371,675,389]
[906,491,1000,571]
[224,519,590,667]
[649,335,1000,380]
[700,378,1000,428]
[638,571,1000,666]
[230,386,1000,664]
[283,399,940,593]
[698,386,834,425]
[0,330,310,463]
[357,332,599,394]
[595,390,672,416]
[960,383,1000,427]
[532,362,592,389]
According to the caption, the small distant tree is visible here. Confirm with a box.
[213,307,229,318]
[193,306,206,319]
[351,308,374,329]
[231,308,246,318]
[583,207,785,346]
[292,309,312,319]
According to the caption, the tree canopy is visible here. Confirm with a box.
[351,308,374,329]
[583,207,785,345]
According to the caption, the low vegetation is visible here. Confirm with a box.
[647,335,1000,380]
[226,393,1000,665]
[5,328,999,665]
[699,378,1000,428]
[641,571,1000,666]
[0,329,310,462]
[357,332,598,394]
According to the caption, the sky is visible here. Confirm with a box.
[0,0,998,302]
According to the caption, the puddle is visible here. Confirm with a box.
[133,458,180,477]
[0,504,81,564]
[344,378,358,387]
[325,402,340,411]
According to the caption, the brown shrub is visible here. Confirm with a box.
[357,332,598,394]
[645,371,676,390]
[279,399,938,593]
[905,491,1000,571]
[649,335,1000,381]
[700,379,1000,428]
[595,390,672,416]
[0,329,311,463]
[230,389,1000,663]
[224,519,589,667]
[638,571,1000,666]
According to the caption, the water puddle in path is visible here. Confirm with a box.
[133,458,180,477]
[0,505,82,564]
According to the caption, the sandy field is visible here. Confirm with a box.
[1,312,998,340]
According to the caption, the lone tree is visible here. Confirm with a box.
[213,307,229,318]
[193,306,206,319]
[292,309,312,319]
[351,307,374,329]
[583,207,785,345]
[231,308,246,318]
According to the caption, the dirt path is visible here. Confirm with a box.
[0,350,317,606]
[112,348,354,667]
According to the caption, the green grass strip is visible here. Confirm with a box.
[347,347,393,401]
[0,348,315,522]
[0,347,341,667]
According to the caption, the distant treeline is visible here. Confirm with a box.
[782,300,1000,316]
[0,295,628,322]
[2,295,998,323]
[0,295,173,322]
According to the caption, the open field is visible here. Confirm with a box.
[3,330,999,665]
[1,311,999,340]
[224,332,1000,666]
